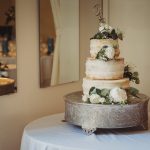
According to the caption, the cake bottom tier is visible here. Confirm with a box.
[65,91,149,133]
[82,77,130,96]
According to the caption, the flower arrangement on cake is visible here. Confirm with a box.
[64,2,149,135]
[82,7,140,105]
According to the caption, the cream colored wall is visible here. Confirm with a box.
[0,0,100,150]
[105,0,150,96]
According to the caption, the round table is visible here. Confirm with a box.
[20,113,150,150]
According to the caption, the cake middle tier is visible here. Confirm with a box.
[86,58,124,80]
[82,77,130,96]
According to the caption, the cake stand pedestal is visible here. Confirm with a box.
[64,91,149,134]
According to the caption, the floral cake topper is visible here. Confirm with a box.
[91,2,123,40]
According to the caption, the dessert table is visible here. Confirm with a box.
[20,113,150,150]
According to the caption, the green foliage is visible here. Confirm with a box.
[91,32,103,40]
[101,89,110,97]
[96,88,101,95]
[123,65,140,84]
[89,87,96,95]
[96,47,109,61]
[127,87,139,96]
[117,32,123,40]
[91,29,123,40]
[110,29,118,40]
[89,87,111,103]
[88,87,128,105]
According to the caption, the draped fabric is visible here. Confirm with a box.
[21,113,150,150]
[50,0,61,85]
[50,0,79,85]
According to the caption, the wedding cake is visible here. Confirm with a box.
[82,22,140,105]
[64,8,149,134]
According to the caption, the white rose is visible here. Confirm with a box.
[99,97,106,103]
[82,95,89,102]
[99,26,105,32]
[104,46,115,59]
[99,23,105,32]
[99,23,113,33]
[104,24,113,32]
[89,94,100,104]
[109,87,127,103]
[89,94,106,104]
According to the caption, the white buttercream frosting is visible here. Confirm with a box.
[82,78,130,96]
[85,58,124,79]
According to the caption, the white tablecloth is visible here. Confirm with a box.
[20,113,150,150]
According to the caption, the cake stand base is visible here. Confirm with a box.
[64,91,149,134]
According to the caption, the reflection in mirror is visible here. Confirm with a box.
[0,0,17,96]
[39,0,79,88]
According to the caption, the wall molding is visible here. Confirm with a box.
[103,0,109,23]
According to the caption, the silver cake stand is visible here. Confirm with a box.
[64,91,149,135]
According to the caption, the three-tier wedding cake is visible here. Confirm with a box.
[64,7,149,134]
[81,22,139,105]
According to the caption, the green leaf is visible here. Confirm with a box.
[128,87,139,96]
[110,29,118,40]
[123,65,140,85]
[91,32,103,39]
[133,72,139,77]
[118,33,123,40]
[135,79,140,84]
[101,89,110,97]
[124,65,129,72]
[89,87,96,95]
[96,88,101,95]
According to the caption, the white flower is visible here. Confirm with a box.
[99,23,105,32]
[89,94,105,104]
[104,24,113,32]
[99,23,113,33]
[99,97,106,103]
[104,46,115,59]
[109,87,127,103]
[82,95,89,102]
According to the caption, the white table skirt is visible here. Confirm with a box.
[20,113,150,150]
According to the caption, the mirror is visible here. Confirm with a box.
[39,0,79,87]
[0,0,17,96]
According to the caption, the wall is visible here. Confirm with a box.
[0,0,100,150]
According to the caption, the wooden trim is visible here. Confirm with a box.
[103,0,109,23]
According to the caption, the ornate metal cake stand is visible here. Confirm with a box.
[64,91,149,134]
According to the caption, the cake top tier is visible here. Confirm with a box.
[89,22,123,60]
